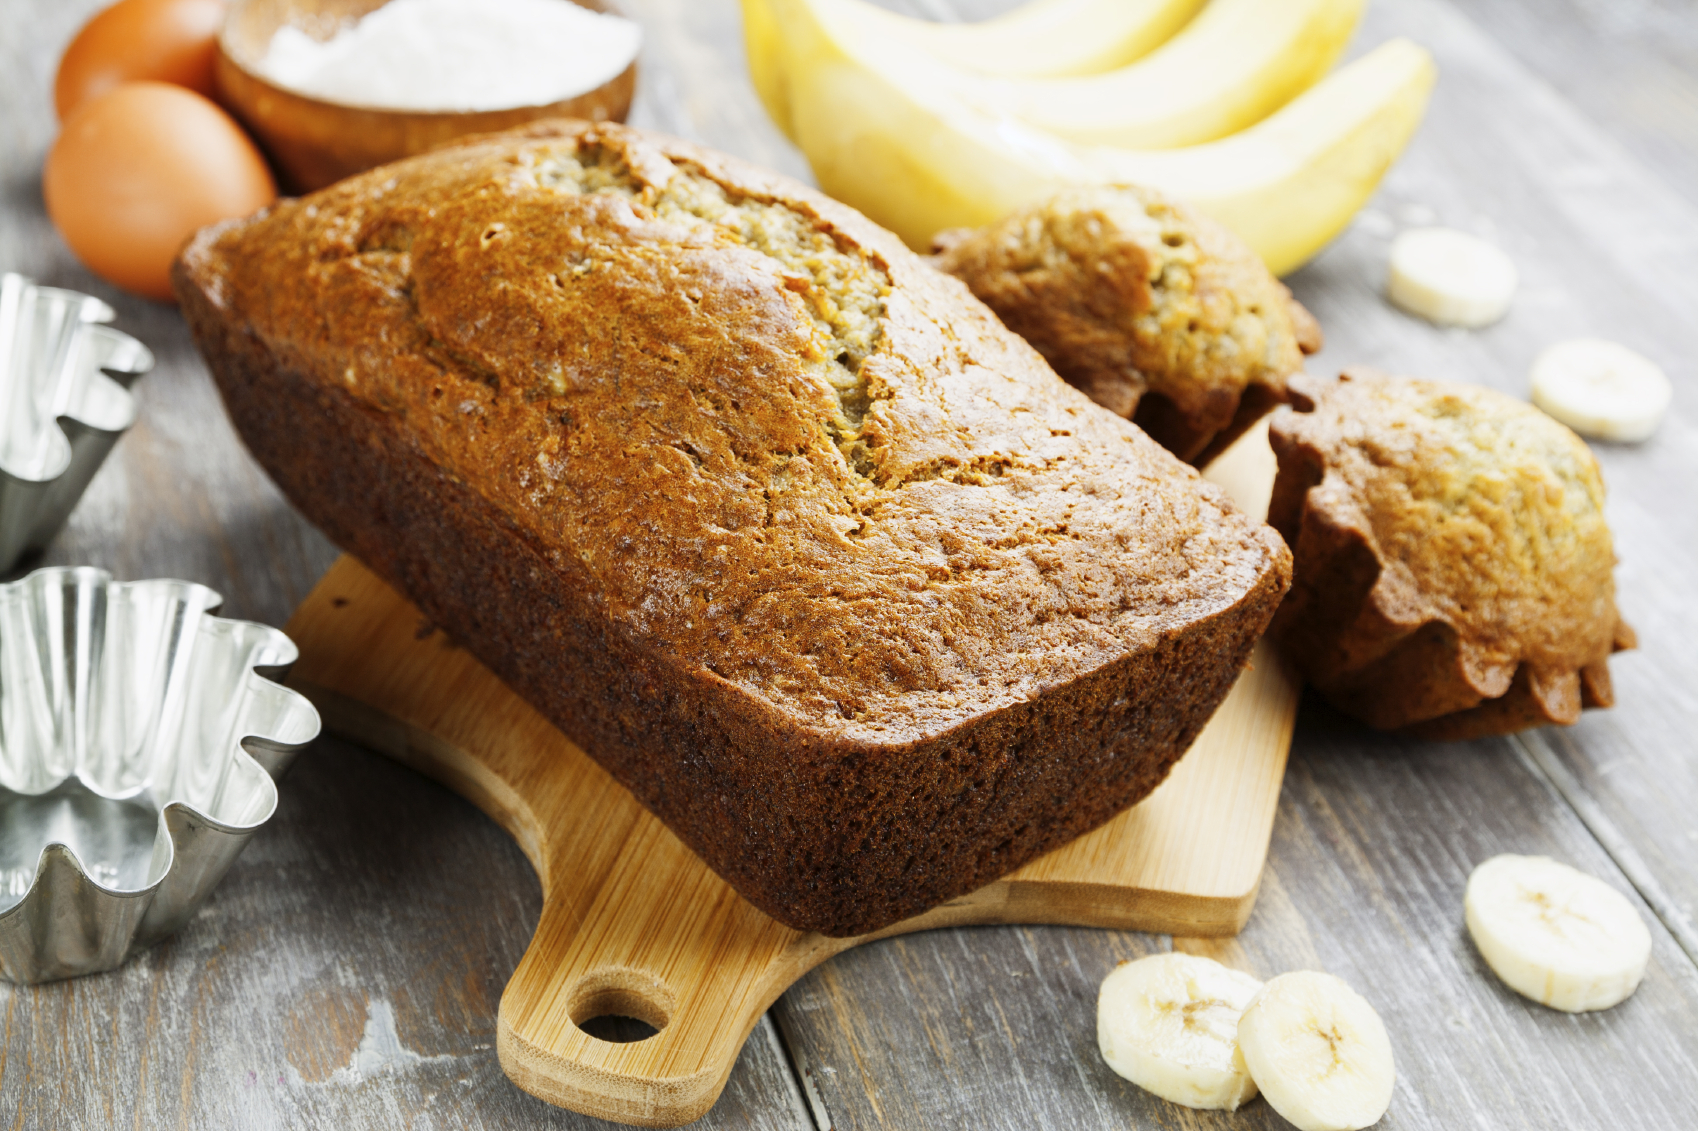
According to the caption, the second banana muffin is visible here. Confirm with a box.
[1266,369,1634,739]
[933,185,1322,465]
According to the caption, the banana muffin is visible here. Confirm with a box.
[932,185,1322,465]
[175,120,1292,936]
[1267,369,1633,739]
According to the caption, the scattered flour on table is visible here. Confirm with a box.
[256,0,642,112]
[349,999,453,1079]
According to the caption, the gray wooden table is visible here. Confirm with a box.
[3,0,1697,1127]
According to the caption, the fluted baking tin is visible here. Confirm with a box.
[0,567,321,983]
[0,272,153,574]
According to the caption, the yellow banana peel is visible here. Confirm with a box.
[952,0,1368,148]
[764,0,1435,275]
[833,0,1208,79]
[740,0,1206,140]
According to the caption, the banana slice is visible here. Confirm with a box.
[1465,853,1652,1012]
[1097,952,1263,1110]
[1236,971,1395,1131]
[1386,227,1518,327]
[1530,338,1673,443]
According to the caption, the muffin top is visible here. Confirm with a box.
[1268,369,1628,732]
[933,185,1320,463]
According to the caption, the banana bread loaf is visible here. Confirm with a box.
[175,121,1291,936]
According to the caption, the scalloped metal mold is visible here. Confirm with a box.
[1,272,153,574]
[0,567,321,983]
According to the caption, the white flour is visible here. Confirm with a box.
[257,0,642,112]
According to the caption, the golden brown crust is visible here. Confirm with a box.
[932,185,1320,465]
[1268,369,1632,739]
[174,120,1291,935]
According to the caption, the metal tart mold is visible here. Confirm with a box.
[0,567,321,983]
[0,272,153,574]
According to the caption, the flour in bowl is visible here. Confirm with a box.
[256,0,641,112]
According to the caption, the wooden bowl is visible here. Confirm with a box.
[215,0,637,193]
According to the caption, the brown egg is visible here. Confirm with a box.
[55,0,228,120]
[44,82,276,303]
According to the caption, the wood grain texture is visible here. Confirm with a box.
[0,1,808,1127]
[1299,0,1698,964]
[651,0,1698,1127]
[2,0,1696,1126]
[1455,0,1698,213]
[279,506,1295,1125]
[776,710,1698,1131]
[0,732,809,1130]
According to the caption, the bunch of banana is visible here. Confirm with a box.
[750,0,1208,104]
[743,0,1436,275]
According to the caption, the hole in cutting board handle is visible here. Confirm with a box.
[569,967,675,1044]
[578,1015,660,1043]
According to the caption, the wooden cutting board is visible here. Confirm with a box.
[282,423,1297,1128]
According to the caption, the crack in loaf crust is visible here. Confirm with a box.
[175,121,1291,936]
